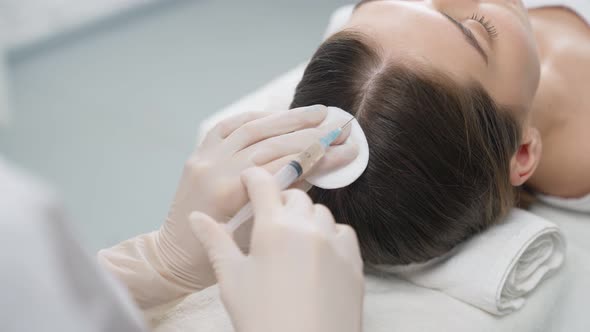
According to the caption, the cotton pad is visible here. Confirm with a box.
[306,106,369,189]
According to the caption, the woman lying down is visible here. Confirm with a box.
[294,0,590,266]
[99,0,587,329]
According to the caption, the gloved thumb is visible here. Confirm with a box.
[189,211,244,270]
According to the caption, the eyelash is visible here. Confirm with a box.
[470,13,499,39]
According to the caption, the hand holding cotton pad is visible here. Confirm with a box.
[306,106,370,189]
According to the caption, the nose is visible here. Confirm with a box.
[430,0,478,14]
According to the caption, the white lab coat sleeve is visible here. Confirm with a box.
[97,232,196,310]
[0,157,147,332]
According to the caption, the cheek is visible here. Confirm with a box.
[494,10,541,100]
[505,33,540,101]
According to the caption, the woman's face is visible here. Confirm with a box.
[347,0,541,110]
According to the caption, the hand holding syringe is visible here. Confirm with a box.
[138,106,360,300]
[225,117,355,233]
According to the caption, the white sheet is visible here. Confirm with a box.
[529,205,590,331]
[148,236,587,332]
[149,269,567,332]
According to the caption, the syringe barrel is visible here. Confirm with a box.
[226,125,346,233]
[294,142,326,177]
[275,162,301,189]
[225,202,253,233]
[225,163,301,233]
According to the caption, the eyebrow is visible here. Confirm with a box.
[354,1,489,65]
[442,13,489,65]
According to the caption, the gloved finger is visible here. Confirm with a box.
[248,122,352,166]
[334,224,364,273]
[224,105,327,153]
[241,168,282,222]
[247,128,321,166]
[327,117,353,145]
[189,211,245,269]
[306,142,359,177]
[211,111,272,139]
[312,204,337,234]
[281,189,314,215]
[200,112,271,148]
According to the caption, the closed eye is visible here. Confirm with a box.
[442,13,489,65]
[470,13,499,39]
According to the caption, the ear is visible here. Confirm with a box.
[510,127,542,186]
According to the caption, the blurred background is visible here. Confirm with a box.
[0,0,352,251]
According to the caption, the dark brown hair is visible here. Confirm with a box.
[291,31,522,265]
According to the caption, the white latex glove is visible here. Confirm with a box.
[158,105,357,290]
[98,105,358,308]
[190,168,364,332]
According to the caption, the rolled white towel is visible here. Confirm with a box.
[376,208,565,315]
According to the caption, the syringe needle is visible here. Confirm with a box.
[341,117,355,130]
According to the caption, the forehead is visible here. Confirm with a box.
[345,1,485,83]
[350,0,539,109]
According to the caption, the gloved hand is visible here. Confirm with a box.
[157,105,358,292]
[190,168,364,332]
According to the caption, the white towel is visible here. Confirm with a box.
[376,208,565,315]
[537,193,590,213]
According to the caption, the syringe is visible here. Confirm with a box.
[225,117,355,233]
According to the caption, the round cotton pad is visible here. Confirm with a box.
[306,107,369,189]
